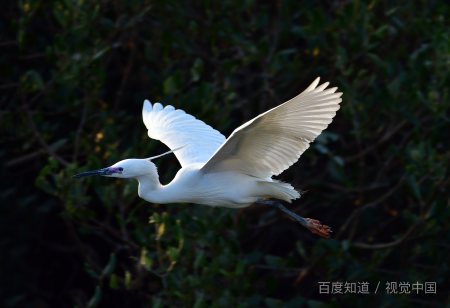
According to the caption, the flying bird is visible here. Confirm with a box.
[73,77,342,238]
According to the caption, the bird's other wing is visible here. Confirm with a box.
[142,101,226,167]
[201,77,342,178]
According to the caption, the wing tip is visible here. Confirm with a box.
[143,99,152,110]
[153,102,163,111]
[305,77,321,92]
[328,87,338,93]
[315,81,330,92]
[142,100,153,126]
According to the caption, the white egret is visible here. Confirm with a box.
[73,77,342,238]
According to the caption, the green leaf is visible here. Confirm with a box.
[35,177,55,196]
[53,4,67,26]
[39,166,51,177]
[152,298,163,308]
[367,53,387,71]
[163,70,184,95]
[21,70,44,92]
[123,180,138,196]
[234,260,245,275]
[327,160,346,183]
[84,263,99,279]
[332,155,344,167]
[157,223,165,238]
[87,286,102,308]
[140,247,153,271]
[91,4,100,20]
[335,46,347,70]
[307,300,328,308]
[62,0,73,8]
[374,24,389,37]
[194,293,205,308]
[125,271,131,289]
[124,5,152,29]
[246,295,263,306]
[167,247,179,262]
[174,219,184,249]
[295,242,308,260]
[102,253,116,276]
[342,240,350,251]
[286,297,306,308]
[277,48,297,56]
[92,46,111,60]
[388,75,402,97]
[406,176,422,200]
[265,275,277,294]
[192,217,207,233]
[48,157,58,169]
[314,143,329,154]
[190,58,204,82]
[163,76,177,95]
[226,92,237,101]
[264,298,284,308]
[149,213,160,224]
[48,138,68,151]
[264,255,286,269]
[385,7,398,15]
[109,274,118,289]
[194,250,204,268]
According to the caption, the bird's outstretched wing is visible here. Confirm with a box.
[201,78,342,178]
[142,101,226,167]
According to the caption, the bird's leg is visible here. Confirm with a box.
[256,198,331,239]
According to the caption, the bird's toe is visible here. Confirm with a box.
[305,218,332,239]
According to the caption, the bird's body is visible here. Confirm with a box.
[137,163,297,208]
[73,77,342,238]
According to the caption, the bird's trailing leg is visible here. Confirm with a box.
[256,198,331,239]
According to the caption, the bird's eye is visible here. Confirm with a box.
[118,167,124,172]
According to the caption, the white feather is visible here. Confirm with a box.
[142,100,226,167]
[201,77,343,178]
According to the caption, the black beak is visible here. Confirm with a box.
[72,168,115,178]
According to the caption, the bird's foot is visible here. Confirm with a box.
[304,218,332,239]
[256,198,332,239]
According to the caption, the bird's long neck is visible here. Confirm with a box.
[136,173,179,204]
[136,173,164,202]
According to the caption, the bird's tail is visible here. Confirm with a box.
[260,180,302,203]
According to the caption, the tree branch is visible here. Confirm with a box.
[352,173,450,250]
[344,120,408,163]
[6,149,45,168]
[22,103,70,167]
[113,42,136,112]
[73,99,89,162]
[336,173,408,238]
[352,218,423,249]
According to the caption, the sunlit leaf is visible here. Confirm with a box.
[125,271,131,289]
[87,286,102,308]
[102,253,116,276]
[109,274,118,289]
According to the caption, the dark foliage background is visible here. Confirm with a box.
[1,0,449,307]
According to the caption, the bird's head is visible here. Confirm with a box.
[72,159,157,179]
[72,144,187,180]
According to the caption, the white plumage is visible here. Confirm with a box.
[201,78,341,178]
[73,77,342,238]
[142,102,225,167]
